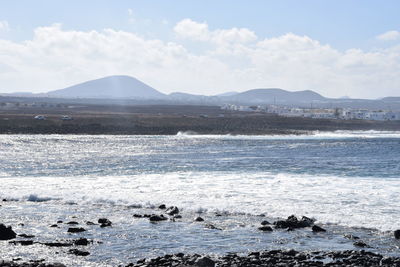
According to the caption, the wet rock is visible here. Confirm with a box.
[165,206,179,215]
[50,224,58,228]
[261,220,270,225]
[312,225,326,232]
[98,218,112,227]
[204,224,222,230]
[18,234,35,238]
[43,242,73,247]
[158,204,166,209]
[66,221,79,225]
[195,256,215,267]
[194,217,204,222]
[274,215,314,229]
[86,221,96,225]
[0,223,16,240]
[353,241,369,248]
[344,234,360,240]
[74,238,90,246]
[258,226,273,232]
[133,214,143,218]
[394,229,400,239]
[67,227,86,233]
[69,248,90,256]
[174,215,182,219]
[9,240,34,246]
[57,220,63,224]
[149,215,167,222]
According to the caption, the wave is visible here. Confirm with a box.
[1,172,400,231]
[175,130,400,140]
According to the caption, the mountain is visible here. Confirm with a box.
[47,75,166,99]
[222,88,326,104]
[381,97,400,102]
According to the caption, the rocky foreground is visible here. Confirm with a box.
[1,202,400,266]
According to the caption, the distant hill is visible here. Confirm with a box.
[47,75,166,99]
[222,88,326,104]
[382,97,400,102]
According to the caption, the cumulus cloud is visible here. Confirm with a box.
[174,18,257,45]
[0,21,10,32]
[0,21,399,98]
[376,30,400,41]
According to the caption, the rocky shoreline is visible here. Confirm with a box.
[1,202,400,266]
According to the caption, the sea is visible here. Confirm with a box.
[0,131,400,266]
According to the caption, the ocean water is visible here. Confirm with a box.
[1,131,400,266]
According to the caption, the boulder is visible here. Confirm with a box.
[165,206,179,215]
[69,249,90,256]
[258,226,273,232]
[261,220,270,225]
[394,230,400,239]
[149,215,167,222]
[9,240,34,246]
[98,218,112,227]
[194,217,204,222]
[67,227,86,233]
[312,225,326,232]
[0,224,16,240]
[74,238,90,246]
[195,256,215,267]
[353,241,369,248]
[158,204,166,209]
[274,215,314,229]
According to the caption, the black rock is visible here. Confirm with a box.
[312,225,326,232]
[133,214,143,218]
[0,223,17,240]
[195,256,215,267]
[86,221,96,225]
[394,230,400,239]
[66,221,79,225]
[274,215,315,229]
[159,204,166,209]
[98,218,112,227]
[353,241,369,248]
[43,242,73,247]
[194,217,204,222]
[149,215,167,222]
[258,226,273,232]
[69,249,90,256]
[165,206,179,215]
[205,224,222,230]
[261,220,270,225]
[74,238,90,246]
[50,224,59,228]
[9,240,34,246]
[67,227,86,233]
[344,234,360,240]
[174,215,182,219]
[18,234,35,238]
[57,220,63,224]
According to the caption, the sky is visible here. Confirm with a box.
[0,0,399,98]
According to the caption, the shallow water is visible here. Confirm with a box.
[0,131,400,266]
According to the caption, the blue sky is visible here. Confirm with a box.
[0,0,399,98]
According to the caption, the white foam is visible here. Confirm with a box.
[1,172,399,231]
[175,130,400,140]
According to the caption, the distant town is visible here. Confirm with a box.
[222,104,400,121]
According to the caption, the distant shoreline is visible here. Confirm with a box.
[1,104,400,135]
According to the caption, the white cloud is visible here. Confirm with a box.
[0,21,400,98]
[174,18,257,45]
[0,21,10,32]
[127,9,133,16]
[376,30,400,41]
